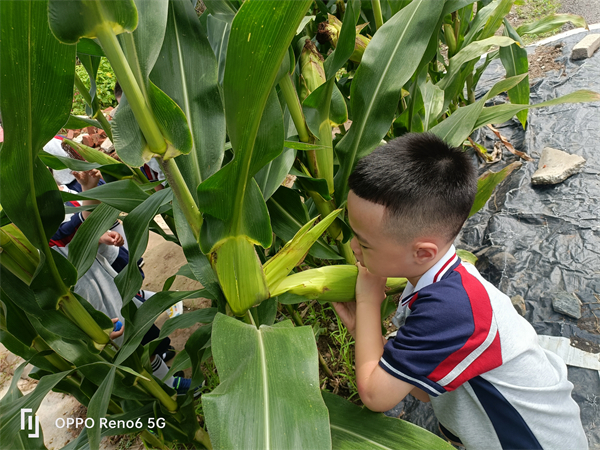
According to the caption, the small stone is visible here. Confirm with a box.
[511,295,526,316]
[489,252,517,269]
[552,291,582,319]
[81,134,94,147]
[531,147,585,185]
[101,137,113,151]
[572,34,600,60]
[66,129,75,140]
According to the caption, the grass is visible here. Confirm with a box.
[514,0,562,44]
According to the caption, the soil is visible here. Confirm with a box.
[528,43,566,80]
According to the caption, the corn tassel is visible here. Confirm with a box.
[271,265,406,302]
[264,209,341,293]
[317,15,370,64]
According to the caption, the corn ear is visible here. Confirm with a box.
[271,265,407,302]
[299,40,326,103]
[264,209,342,293]
[211,236,269,316]
[317,14,370,64]
[0,224,40,284]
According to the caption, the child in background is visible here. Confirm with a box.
[333,133,587,449]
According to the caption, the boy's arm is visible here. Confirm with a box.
[354,264,415,412]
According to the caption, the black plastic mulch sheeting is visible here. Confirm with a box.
[385,29,600,448]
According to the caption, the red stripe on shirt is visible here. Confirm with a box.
[443,332,502,391]
[408,292,419,309]
[428,264,496,383]
[434,254,457,282]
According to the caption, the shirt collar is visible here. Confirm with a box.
[400,245,459,305]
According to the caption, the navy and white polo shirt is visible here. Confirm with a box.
[381,246,587,450]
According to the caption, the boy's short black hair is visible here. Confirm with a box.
[348,132,477,243]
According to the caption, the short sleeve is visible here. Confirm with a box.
[379,276,500,397]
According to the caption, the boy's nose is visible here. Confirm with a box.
[350,237,361,257]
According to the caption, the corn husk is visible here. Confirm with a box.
[0,224,40,284]
[272,265,407,302]
[211,236,269,316]
[264,209,341,293]
[299,39,326,103]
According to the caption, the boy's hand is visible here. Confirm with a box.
[355,262,387,306]
[109,318,124,339]
[99,230,124,247]
[332,301,357,338]
[73,169,101,191]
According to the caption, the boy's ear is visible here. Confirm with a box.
[414,242,438,265]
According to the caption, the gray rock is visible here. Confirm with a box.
[511,295,526,316]
[572,34,600,60]
[551,291,582,319]
[489,252,517,269]
[531,147,586,185]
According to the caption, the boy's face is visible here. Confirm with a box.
[347,190,437,280]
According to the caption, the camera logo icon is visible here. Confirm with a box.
[20,408,40,438]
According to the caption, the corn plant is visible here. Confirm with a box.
[1,0,598,449]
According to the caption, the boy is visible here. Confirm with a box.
[333,133,587,449]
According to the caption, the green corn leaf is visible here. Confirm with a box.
[115,289,204,365]
[195,0,312,316]
[64,115,102,130]
[48,0,138,43]
[499,19,529,129]
[323,392,454,449]
[456,249,478,265]
[185,322,212,388]
[264,209,342,292]
[267,186,343,261]
[114,188,173,307]
[156,308,217,342]
[0,290,38,348]
[0,268,101,343]
[87,366,116,450]
[196,0,312,238]
[437,36,516,95]
[474,90,600,129]
[283,140,331,152]
[420,80,444,131]
[77,38,105,57]
[324,0,360,79]
[249,89,286,201]
[205,14,231,86]
[333,0,445,204]
[0,362,69,449]
[68,203,121,279]
[78,53,102,117]
[430,74,528,147]
[60,179,150,213]
[151,0,226,197]
[0,0,75,251]
[39,150,102,172]
[291,167,332,201]
[172,199,223,303]
[203,313,332,450]
[516,13,588,36]
[255,148,296,201]
[470,162,523,217]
